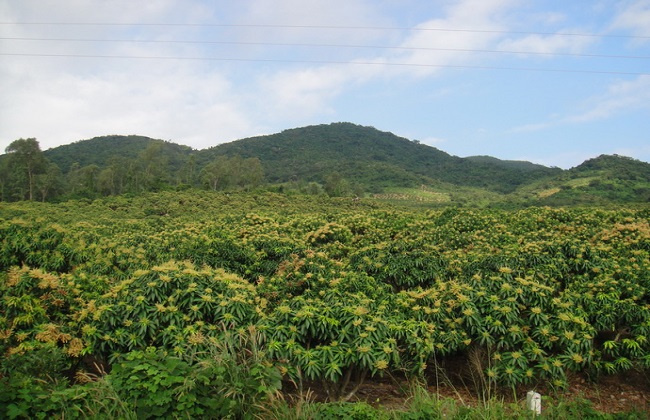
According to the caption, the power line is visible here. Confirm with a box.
[2,36,649,60]
[2,52,648,76]
[2,21,649,39]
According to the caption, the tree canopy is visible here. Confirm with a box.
[4,138,47,201]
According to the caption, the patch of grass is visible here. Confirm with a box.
[537,188,561,198]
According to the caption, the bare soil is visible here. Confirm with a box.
[290,369,650,415]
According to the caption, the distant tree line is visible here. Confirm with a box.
[0,138,264,202]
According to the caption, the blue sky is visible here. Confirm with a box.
[1,0,649,169]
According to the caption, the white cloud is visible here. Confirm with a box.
[568,75,650,122]
[0,0,209,25]
[497,30,594,56]
[536,12,567,25]
[239,0,385,29]
[0,1,253,150]
[240,0,523,124]
[377,0,518,77]
[0,57,253,151]
[611,0,650,39]
[230,0,390,48]
[509,122,554,133]
[256,65,351,119]
[509,75,650,133]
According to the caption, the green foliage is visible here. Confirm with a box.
[200,122,561,194]
[201,155,264,191]
[350,239,446,290]
[313,401,385,419]
[109,348,227,419]
[0,374,136,420]
[0,266,83,376]
[1,191,649,416]
[541,397,618,419]
[109,331,282,420]
[0,374,69,420]
[4,138,48,201]
[82,261,263,359]
[44,135,192,178]
[6,125,650,206]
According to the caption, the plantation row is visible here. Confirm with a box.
[1,191,649,417]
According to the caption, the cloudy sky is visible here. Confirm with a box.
[1,0,649,168]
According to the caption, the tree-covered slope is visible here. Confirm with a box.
[43,135,194,173]
[199,122,561,193]
[465,155,554,171]
[4,123,648,205]
[516,154,650,205]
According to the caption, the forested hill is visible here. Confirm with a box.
[519,154,650,205]
[200,123,561,193]
[2,122,649,205]
[44,135,194,172]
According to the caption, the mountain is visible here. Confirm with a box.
[44,135,194,172]
[11,123,647,205]
[515,154,650,205]
[464,155,553,171]
[199,123,561,194]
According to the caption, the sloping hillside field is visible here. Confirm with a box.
[1,191,649,417]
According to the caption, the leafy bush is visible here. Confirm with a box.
[0,374,132,420]
[81,261,263,360]
[0,266,83,377]
[109,348,228,419]
[313,401,384,420]
[1,192,650,410]
[109,329,282,419]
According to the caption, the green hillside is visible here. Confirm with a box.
[200,123,561,193]
[2,123,649,206]
[515,154,650,206]
[465,155,553,171]
[44,135,194,173]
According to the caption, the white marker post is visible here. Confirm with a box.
[526,391,542,415]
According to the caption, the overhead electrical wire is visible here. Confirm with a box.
[1,21,649,39]
[1,22,647,75]
[2,52,648,76]
[2,36,649,60]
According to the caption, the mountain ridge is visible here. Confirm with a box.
[197,122,562,194]
[4,122,647,205]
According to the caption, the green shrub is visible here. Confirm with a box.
[81,261,263,359]
[314,401,385,420]
[0,266,82,379]
[109,329,282,419]
[109,347,227,419]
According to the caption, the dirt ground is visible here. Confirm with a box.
[293,369,650,415]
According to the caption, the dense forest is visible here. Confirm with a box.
[0,137,262,202]
[1,123,649,206]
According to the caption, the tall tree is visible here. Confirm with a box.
[201,156,264,191]
[201,156,230,191]
[98,156,132,195]
[0,157,10,201]
[36,162,64,202]
[5,138,46,201]
[139,142,169,191]
[179,154,198,186]
[324,172,351,197]
[67,163,100,197]
[97,167,117,196]
[240,157,264,189]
